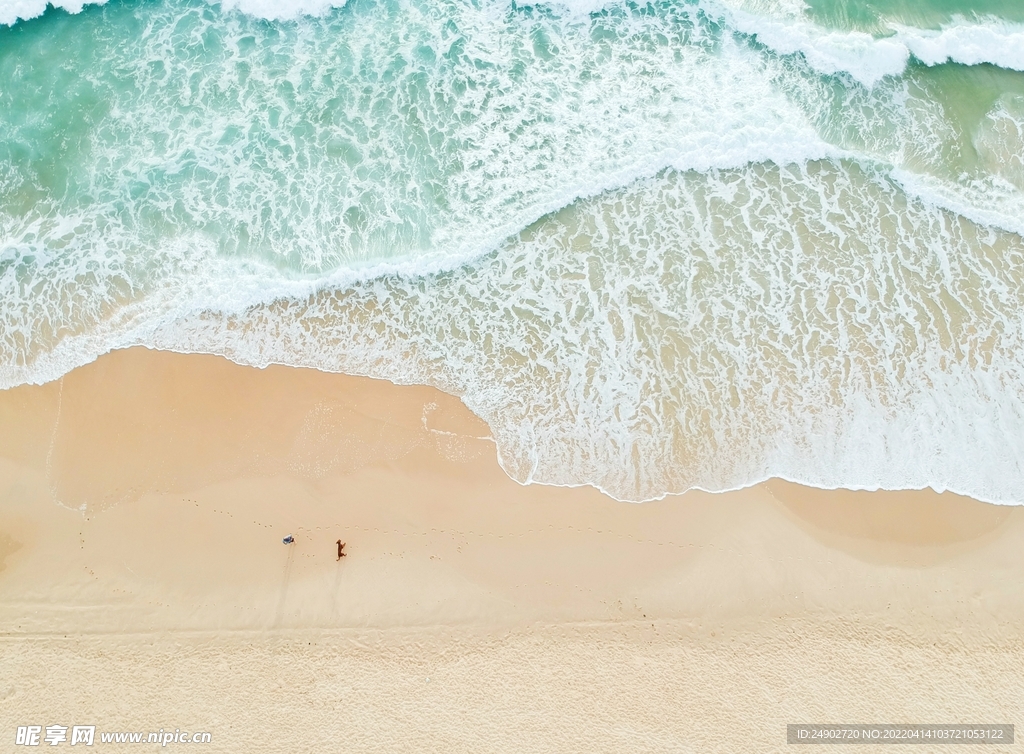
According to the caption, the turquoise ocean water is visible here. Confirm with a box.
[2,0,1024,501]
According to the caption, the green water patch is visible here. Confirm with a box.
[804,0,1024,33]
[0,0,732,276]
[904,62,1024,178]
[767,46,1024,196]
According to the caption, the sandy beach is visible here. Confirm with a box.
[1,347,1023,752]
[6,0,1024,750]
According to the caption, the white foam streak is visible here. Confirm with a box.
[727,9,908,86]
[5,0,1024,506]
[898,19,1024,71]
[138,162,1024,505]
[892,169,1024,240]
[212,0,347,21]
[0,0,347,25]
[725,9,1024,86]
[7,0,1024,88]
[0,0,106,26]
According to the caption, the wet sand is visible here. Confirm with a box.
[1,347,1022,752]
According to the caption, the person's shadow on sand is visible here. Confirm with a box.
[272,539,296,629]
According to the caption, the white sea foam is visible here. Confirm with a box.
[6,0,1024,89]
[724,9,1024,86]
[127,161,1024,505]
[0,0,838,388]
[0,0,105,25]
[892,170,1024,240]
[883,94,1024,237]
[4,0,1024,505]
[0,0,346,25]
[897,18,1024,71]
[213,0,347,20]
[726,10,909,86]
[9,160,1024,505]
[975,95,1024,191]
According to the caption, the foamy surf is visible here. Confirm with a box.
[131,160,1024,505]
[0,0,349,24]
[0,0,102,26]
[726,10,1024,86]
[3,0,1024,504]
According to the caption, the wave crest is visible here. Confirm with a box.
[0,0,347,25]
[730,11,1024,86]
[0,0,105,25]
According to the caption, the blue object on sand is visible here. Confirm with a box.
[282,535,295,544]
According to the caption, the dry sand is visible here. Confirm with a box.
[1,347,1022,752]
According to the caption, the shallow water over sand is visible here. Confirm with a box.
[2,0,1024,500]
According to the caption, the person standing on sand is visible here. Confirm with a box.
[336,540,346,560]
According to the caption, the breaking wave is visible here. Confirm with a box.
[3,0,1024,502]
